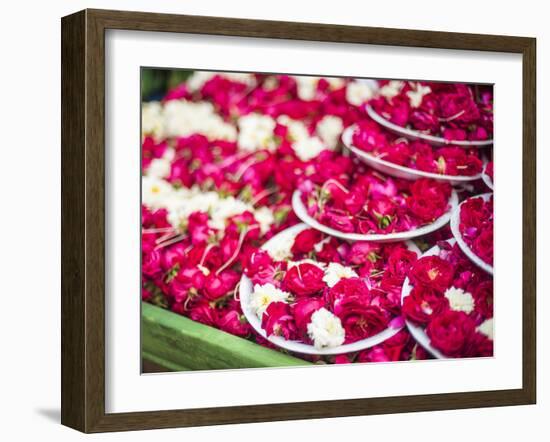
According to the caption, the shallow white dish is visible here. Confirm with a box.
[449,192,494,275]
[400,240,452,359]
[342,126,483,184]
[292,189,458,243]
[239,223,419,356]
[366,104,493,148]
[481,164,494,190]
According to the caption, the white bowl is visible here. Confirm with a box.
[342,126,483,184]
[239,223,419,356]
[481,165,494,190]
[449,193,493,275]
[366,104,493,148]
[400,240,453,359]
[292,189,458,244]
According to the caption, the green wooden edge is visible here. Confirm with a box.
[142,302,311,371]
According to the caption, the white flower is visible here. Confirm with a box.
[208,196,250,230]
[145,147,175,179]
[293,75,319,101]
[379,80,405,99]
[444,287,475,314]
[477,318,494,340]
[163,100,237,140]
[250,283,291,318]
[142,176,175,210]
[316,115,344,150]
[262,232,295,261]
[278,115,310,142]
[406,82,432,108]
[293,136,326,161]
[346,80,374,106]
[165,190,255,232]
[237,113,277,152]
[253,206,275,234]
[307,308,346,349]
[322,262,359,288]
[141,101,165,139]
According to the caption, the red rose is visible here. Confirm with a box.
[218,310,251,337]
[291,228,323,255]
[244,250,274,277]
[334,296,388,343]
[142,249,162,278]
[472,279,493,319]
[402,285,447,325]
[203,270,240,300]
[465,331,493,357]
[292,297,325,335]
[426,310,476,357]
[347,242,381,265]
[283,263,325,297]
[387,247,418,280]
[188,301,218,327]
[409,256,454,293]
[261,302,298,340]
[473,229,493,265]
[459,197,486,231]
[327,277,370,307]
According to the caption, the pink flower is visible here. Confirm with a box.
[261,302,298,340]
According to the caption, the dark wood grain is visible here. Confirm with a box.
[61,8,537,433]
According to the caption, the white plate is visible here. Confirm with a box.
[342,126,483,184]
[400,240,453,359]
[292,189,458,243]
[366,104,493,148]
[449,193,494,275]
[239,223,419,356]
[481,164,494,190]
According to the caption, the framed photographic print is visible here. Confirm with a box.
[61,8,536,433]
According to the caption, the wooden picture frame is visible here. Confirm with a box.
[61,8,536,433]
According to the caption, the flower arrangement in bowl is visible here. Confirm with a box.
[293,167,458,242]
[450,193,494,275]
[239,223,420,355]
[366,80,493,147]
[342,123,484,183]
[401,239,494,359]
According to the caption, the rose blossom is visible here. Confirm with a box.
[333,296,388,343]
[409,256,454,293]
[426,310,476,357]
[292,297,326,336]
[283,262,325,296]
[261,302,298,340]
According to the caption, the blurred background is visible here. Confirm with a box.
[141,68,193,101]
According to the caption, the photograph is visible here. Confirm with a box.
[140,69,495,371]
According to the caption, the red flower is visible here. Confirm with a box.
[409,256,454,293]
[292,297,325,336]
[291,228,323,255]
[472,280,493,319]
[218,310,251,337]
[203,270,240,300]
[283,263,325,297]
[334,296,388,343]
[261,302,298,340]
[426,310,476,357]
[327,277,370,308]
[387,247,418,280]
[402,285,448,325]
